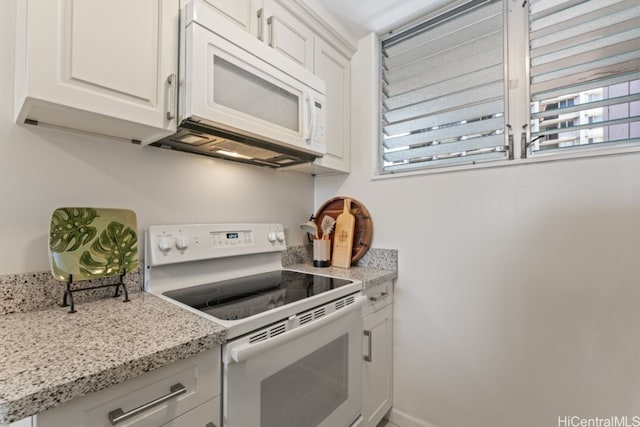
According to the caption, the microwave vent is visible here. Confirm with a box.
[151,119,318,168]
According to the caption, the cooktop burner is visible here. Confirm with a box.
[163,270,353,321]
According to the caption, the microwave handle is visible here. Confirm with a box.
[303,92,315,142]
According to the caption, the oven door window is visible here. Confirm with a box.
[261,335,348,427]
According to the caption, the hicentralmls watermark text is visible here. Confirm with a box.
[558,416,640,427]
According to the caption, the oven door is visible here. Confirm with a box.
[222,295,365,427]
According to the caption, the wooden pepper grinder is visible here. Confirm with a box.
[331,198,355,268]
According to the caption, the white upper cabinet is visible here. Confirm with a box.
[262,0,315,71]
[15,0,179,144]
[253,0,356,173]
[313,37,351,173]
[201,0,262,37]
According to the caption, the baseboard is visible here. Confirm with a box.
[387,408,439,427]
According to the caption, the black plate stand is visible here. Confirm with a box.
[60,272,130,313]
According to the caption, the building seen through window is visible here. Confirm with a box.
[531,80,639,152]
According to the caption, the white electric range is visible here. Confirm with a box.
[144,223,364,427]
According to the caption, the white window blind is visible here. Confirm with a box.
[528,0,640,154]
[380,0,507,174]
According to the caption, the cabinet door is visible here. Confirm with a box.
[15,0,179,144]
[262,0,314,70]
[362,304,393,427]
[201,0,262,37]
[313,37,351,173]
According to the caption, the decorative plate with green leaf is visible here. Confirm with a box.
[48,207,138,281]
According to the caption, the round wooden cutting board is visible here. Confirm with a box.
[314,197,373,264]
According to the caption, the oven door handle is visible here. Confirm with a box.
[227,295,365,364]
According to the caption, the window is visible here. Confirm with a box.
[379,0,640,175]
[528,0,640,155]
[380,0,506,174]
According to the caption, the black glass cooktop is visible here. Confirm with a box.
[163,270,353,321]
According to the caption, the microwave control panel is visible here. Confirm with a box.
[312,98,326,146]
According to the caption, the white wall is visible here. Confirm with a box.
[316,34,640,427]
[0,1,314,275]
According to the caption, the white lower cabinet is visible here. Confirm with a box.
[159,396,219,427]
[362,282,394,427]
[36,348,220,427]
[7,419,31,427]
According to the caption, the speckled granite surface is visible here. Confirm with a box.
[0,293,226,424]
[0,268,142,315]
[0,246,395,423]
[284,246,398,289]
[353,248,398,270]
[287,264,397,289]
[283,246,398,271]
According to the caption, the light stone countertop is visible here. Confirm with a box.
[287,264,398,289]
[283,246,398,288]
[0,246,396,424]
[0,292,226,424]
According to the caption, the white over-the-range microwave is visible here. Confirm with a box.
[152,0,327,168]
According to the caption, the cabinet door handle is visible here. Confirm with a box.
[257,8,264,41]
[107,383,187,425]
[364,330,372,363]
[369,292,389,302]
[267,16,274,47]
[166,73,177,120]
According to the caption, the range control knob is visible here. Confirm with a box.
[175,235,189,251]
[158,237,172,253]
[276,231,285,242]
[268,232,277,242]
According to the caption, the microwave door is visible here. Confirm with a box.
[212,55,300,135]
[186,24,311,149]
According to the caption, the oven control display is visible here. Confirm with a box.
[211,230,253,247]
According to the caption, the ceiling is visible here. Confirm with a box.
[315,0,453,38]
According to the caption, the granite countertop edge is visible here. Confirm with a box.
[0,293,226,424]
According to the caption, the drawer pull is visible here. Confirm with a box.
[369,292,389,302]
[107,383,187,425]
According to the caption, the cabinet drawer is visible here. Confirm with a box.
[362,281,393,317]
[37,349,220,427]
[160,396,220,427]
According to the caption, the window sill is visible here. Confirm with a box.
[371,143,640,180]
